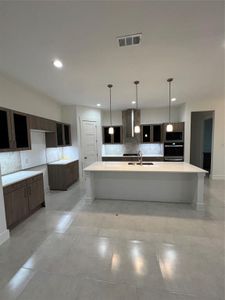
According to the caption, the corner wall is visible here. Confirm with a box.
[180,98,224,179]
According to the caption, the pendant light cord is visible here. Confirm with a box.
[167,78,173,123]
[134,81,139,110]
[110,87,112,126]
[107,84,113,126]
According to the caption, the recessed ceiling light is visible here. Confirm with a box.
[53,59,63,69]
[171,98,176,102]
[97,103,101,107]
[132,101,136,104]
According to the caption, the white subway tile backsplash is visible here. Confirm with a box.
[0,152,21,175]
[102,143,163,156]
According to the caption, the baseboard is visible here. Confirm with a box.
[210,174,225,180]
[0,229,10,246]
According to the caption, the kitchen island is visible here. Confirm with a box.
[84,162,207,210]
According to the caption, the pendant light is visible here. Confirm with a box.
[166,78,174,132]
[107,84,114,135]
[134,80,140,134]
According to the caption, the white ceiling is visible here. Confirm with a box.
[0,1,224,110]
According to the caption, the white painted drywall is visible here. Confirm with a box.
[61,106,79,161]
[0,72,61,121]
[181,98,224,179]
[101,106,181,126]
[76,105,102,178]
[190,111,213,168]
[0,169,9,245]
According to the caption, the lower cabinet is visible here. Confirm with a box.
[48,160,79,191]
[3,174,45,229]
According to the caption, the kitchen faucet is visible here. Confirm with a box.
[137,150,143,166]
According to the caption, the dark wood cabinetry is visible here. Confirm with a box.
[48,160,79,191]
[0,107,72,151]
[46,123,72,148]
[3,174,45,229]
[102,126,123,144]
[0,107,31,152]
[141,124,162,143]
[29,115,56,132]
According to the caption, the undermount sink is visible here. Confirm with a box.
[128,162,154,166]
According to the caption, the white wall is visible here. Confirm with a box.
[61,106,79,161]
[0,73,61,121]
[190,111,213,168]
[76,105,102,178]
[102,106,181,126]
[181,98,224,179]
[0,171,9,246]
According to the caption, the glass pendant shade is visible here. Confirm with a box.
[134,125,140,134]
[108,126,114,135]
[166,123,173,132]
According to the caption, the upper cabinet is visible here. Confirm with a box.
[141,124,162,143]
[0,107,72,152]
[0,107,31,152]
[102,126,123,144]
[46,122,72,148]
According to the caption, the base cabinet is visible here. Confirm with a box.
[48,160,79,191]
[3,174,45,229]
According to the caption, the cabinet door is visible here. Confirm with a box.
[28,177,45,212]
[103,127,112,144]
[4,186,29,229]
[152,124,162,143]
[0,108,12,151]
[113,126,122,144]
[11,111,31,150]
[56,123,64,146]
[64,124,71,146]
[142,125,151,143]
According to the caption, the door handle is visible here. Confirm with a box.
[84,157,87,159]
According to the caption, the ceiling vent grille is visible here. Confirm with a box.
[117,33,142,47]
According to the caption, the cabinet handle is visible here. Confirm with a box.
[24,188,27,198]
[29,186,31,196]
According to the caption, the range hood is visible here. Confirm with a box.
[122,109,140,143]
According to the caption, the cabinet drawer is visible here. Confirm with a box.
[3,179,27,194]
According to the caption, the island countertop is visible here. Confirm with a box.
[84,161,207,174]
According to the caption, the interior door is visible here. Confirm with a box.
[81,120,98,171]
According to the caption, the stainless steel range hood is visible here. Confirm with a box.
[122,109,140,143]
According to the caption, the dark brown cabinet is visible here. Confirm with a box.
[48,160,79,191]
[102,126,123,144]
[28,175,45,212]
[29,115,56,132]
[46,123,71,148]
[3,174,45,229]
[0,108,11,150]
[141,124,162,143]
[0,107,31,152]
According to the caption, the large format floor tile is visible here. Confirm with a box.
[0,179,224,300]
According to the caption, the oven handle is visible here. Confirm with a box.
[164,158,184,161]
[164,145,184,148]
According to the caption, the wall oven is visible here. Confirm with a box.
[164,142,184,161]
[165,131,183,142]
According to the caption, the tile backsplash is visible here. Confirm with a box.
[102,143,163,156]
[0,152,22,175]
[0,131,63,176]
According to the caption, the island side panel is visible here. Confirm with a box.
[93,171,196,204]
[85,171,95,203]
[192,173,205,211]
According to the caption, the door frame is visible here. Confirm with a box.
[79,118,98,179]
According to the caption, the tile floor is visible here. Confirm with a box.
[0,178,224,300]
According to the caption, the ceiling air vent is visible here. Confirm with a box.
[117,33,142,47]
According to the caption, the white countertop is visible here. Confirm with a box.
[102,154,164,157]
[2,171,43,187]
[84,161,207,174]
[48,159,76,165]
